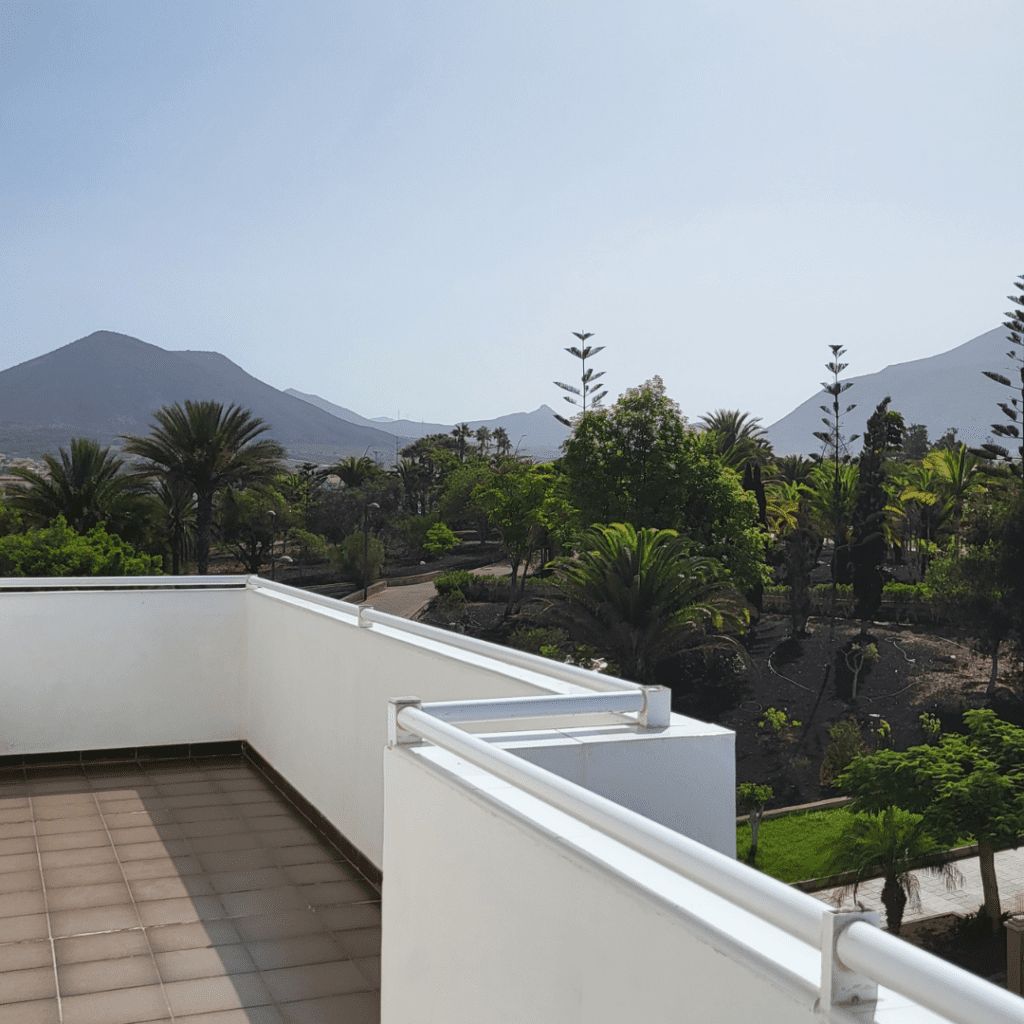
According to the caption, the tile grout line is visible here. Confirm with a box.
[90,787,179,1023]
[28,792,64,1023]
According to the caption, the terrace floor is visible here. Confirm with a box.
[0,758,381,1023]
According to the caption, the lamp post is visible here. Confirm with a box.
[266,510,277,580]
[363,501,380,601]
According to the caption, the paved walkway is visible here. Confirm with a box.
[812,847,1024,923]
[358,563,509,619]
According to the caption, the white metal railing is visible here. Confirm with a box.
[0,575,248,590]
[391,700,1024,1024]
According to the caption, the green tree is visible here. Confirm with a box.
[154,477,196,575]
[553,331,607,426]
[837,709,1024,933]
[333,455,382,490]
[562,378,768,591]
[736,782,773,864]
[0,516,161,577]
[450,423,473,463]
[492,427,512,461]
[922,444,986,553]
[122,401,285,575]
[550,523,749,685]
[822,807,962,935]
[217,487,292,573]
[7,438,151,537]
[340,530,384,592]
[474,463,559,616]
[901,423,930,461]
[971,273,1024,484]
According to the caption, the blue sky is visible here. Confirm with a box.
[2,1,1021,427]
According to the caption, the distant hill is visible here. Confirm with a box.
[284,388,570,462]
[766,326,1014,457]
[0,330,403,463]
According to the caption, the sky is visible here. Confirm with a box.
[2,1,1021,428]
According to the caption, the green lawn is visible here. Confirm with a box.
[737,808,970,883]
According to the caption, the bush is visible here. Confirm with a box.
[423,522,460,559]
[434,570,474,596]
[289,528,327,565]
[340,530,384,586]
[819,718,867,786]
[0,517,161,577]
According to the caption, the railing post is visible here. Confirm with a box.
[1007,916,1024,995]
[357,604,373,628]
[819,910,878,1020]
[639,685,671,728]
[388,697,423,747]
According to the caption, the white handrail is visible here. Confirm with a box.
[421,691,645,724]
[397,705,1023,1024]
[837,920,1024,1024]
[396,705,825,946]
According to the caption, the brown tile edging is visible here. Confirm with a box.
[793,843,988,894]
[241,741,383,896]
[736,795,852,825]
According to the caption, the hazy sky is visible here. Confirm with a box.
[2,1,1021,427]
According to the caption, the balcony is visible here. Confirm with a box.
[1,576,1020,1023]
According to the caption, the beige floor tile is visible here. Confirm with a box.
[333,927,381,960]
[244,934,346,971]
[231,909,327,943]
[161,794,232,810]
[115,839,193,862]
[318,904,381,933]
[34,817,105,836]
[43,862,123,889]
[179,820,247,839]
[49,903,141,939]
[0,912,49,943]
[54,929,150,965]
[154,943,256,982]
[0,938,52,971]
[276,991,379,1024]
[281,863,349,886]
[121,856,203,881]
[37,832,111,853]
[271,847,334,869]
[260,961,369,1002]
[57,954,160,996]
[187,835,259,855]
[163,971,272,1017]
[352,956,380,987]
[175,1006,284,1024]
[39,847,116,870]
[0,869,42,894]
[297,881,368,907]
[59,982,169,1024]
[0,838,35,857]
[103,810,176,829]
[45,882,131,912]
[0,965,56,1003]
[136,896,227,928]
[0,822,35,840]
[0,996,60,1024]
[107,824,185,846]
[0,808,32,825]
[256,830,315,849]
[0,799,29,811]
[32,803,98,821]
[208,868,289,895]
[0,890,46,917]
[0,853,39,875]
[129,875,215,901]
[145,920,242,954]
[197,850,275,875]
[219,886,306,919]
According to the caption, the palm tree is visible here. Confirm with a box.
[699,410,773,465]
[923,444,986,552]
[333,455,380,490]
[822,806,962,935]
[475,426,492,459]
[154,477,196,575]
[451,423,472,462]
[7,437,150,535]
[492,427,512,461]
[551,523,749,685]
[123,401,285,575]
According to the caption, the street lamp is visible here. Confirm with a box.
[266,510,277,580]
[363,501,380,601]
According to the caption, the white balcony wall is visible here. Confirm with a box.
[382,744,822,1024]
[0,584,248,755]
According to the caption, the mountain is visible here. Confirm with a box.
[0,331,403,463]
[284,388,571,462]
[766,326,1014,457]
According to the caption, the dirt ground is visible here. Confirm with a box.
[719,613,1024,808]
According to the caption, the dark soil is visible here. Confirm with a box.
[904,912,1015,987]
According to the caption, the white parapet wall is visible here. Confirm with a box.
[0,579,249,754]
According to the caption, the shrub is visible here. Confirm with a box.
[0,517,161,577]
[434,570,474,596]
[423,522,459,559]
[289,528,327,565]
[819,718,867,786]
[339,530,384,585]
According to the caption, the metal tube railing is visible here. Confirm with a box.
[397,704,825,946]
[421,691,646,724]
[837,920,1024,1024]
[397,704,1024,1024]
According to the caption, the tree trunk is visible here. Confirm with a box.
[978,841,1003,934]
[881,875,908,935]
[504,558,521,619]
[748,809,764,864]
[195,493,213,575]
[987,645,1000,696]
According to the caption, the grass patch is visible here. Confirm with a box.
[737,808,971,883]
